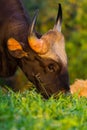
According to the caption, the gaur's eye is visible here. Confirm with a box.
[47,63,60,72]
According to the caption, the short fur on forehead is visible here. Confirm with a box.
[41,30,64,44]
[38,30,67,66]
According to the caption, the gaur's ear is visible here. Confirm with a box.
[7,38,28,58]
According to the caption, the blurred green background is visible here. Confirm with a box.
[1,0,87,89]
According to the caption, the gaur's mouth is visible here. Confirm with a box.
[32,73,70,99]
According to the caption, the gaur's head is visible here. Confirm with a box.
[7,4,70,98]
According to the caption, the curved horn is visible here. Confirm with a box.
[54,4,62,32]
[28,10,48,54]
[29,9,39,35]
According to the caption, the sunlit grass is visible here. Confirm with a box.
[0,88,87,130]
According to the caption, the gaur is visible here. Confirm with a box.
[0,0,70,98]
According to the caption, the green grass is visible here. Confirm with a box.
[0,88,87,130]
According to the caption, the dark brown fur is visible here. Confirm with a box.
[0,1,70,98]
[0,0,29,77]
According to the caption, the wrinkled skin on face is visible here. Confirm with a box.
[7,4,70,98]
